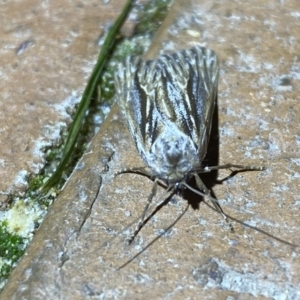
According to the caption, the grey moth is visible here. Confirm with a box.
[114,45,262,243]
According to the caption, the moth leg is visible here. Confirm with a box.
[115,166,152,178]
[203,164,265,173]
[194,173,234,232]
[127,178,159,244]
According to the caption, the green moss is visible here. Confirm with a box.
[45,148,62,163]
[0,221,26,281]
[136,0,171,34]
[28,175,44,192]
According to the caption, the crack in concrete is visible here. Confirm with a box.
[77,151,115,235]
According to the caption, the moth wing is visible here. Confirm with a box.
[115,46,219,165]
[184,46,219,159]
[152,46,219,160]
[114,56,158,161]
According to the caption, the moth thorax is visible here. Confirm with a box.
[149,130,199,182]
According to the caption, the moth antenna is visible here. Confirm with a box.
[127,184,175,244]
[182,180,300,248]
[126,178,158,244]
[202,163,266,173]
[201,199,299,248]
[118,203,189,270]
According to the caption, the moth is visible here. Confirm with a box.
[114,45,263,243]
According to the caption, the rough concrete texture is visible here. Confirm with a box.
[0,0,128,202]
[2,0,300,299]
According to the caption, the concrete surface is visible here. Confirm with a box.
[0,0,128,203]
[1,0,300,299]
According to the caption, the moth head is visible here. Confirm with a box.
[148,129,199,183]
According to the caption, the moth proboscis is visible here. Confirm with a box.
[114,45,264,245]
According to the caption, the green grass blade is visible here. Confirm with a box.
[41,0,133,192]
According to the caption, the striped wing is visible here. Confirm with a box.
[115,46,219,170]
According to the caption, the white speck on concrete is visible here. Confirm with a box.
[290,12,300,18]
[13,170,28,189]
[50,92,80,119]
